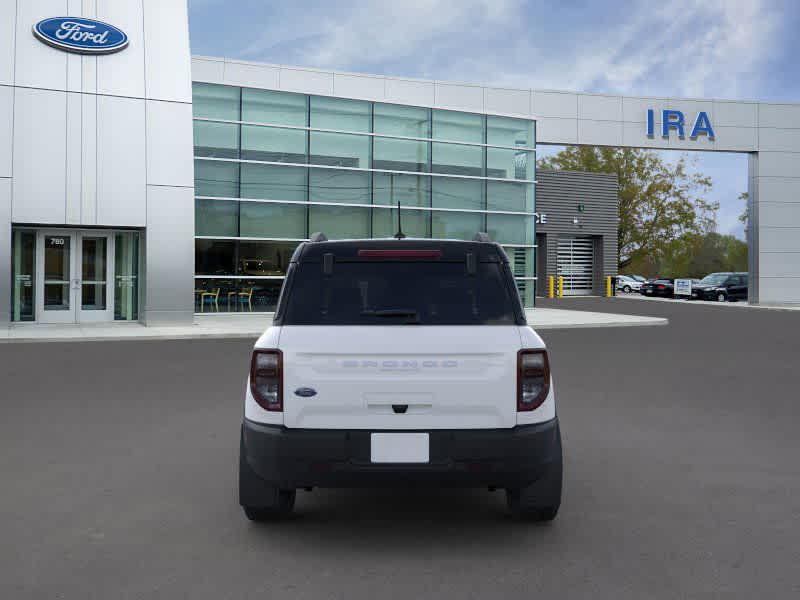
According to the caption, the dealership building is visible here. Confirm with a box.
[2,2,800,327]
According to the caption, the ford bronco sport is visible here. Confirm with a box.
[239,235,562,521]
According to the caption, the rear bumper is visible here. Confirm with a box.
[241,417,562,489]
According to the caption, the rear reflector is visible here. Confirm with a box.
[357,249,442,259]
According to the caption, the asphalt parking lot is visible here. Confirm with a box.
[2,298,799,599]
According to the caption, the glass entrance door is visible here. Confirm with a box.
[35,231,114,323]
[38,232,75,323]
[78,232,113,322]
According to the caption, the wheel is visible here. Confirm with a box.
[506,429,562,521]
[623,285,632,293]
[243,493,295,522]
[717,292,727,302]
[239,429,296,521]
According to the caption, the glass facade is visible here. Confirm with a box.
[192,83,537,309]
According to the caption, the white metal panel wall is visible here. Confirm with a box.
[96,0,146,98]
[14,0,69,90]
[96,95,147,226]
[0,85,12,178]
[11,87,67,224]
[0,0,15,86]
[142,0,192,103]
[146,100,195,187]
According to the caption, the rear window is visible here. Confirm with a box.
[279,261,521,325]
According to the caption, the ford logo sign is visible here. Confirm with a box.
[294,387,317,398]
[33,17,128,55]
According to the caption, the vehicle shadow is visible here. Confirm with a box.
[241,487,561,554]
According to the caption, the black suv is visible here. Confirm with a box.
[691,272,749,302]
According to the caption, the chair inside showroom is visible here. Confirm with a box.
[200,288,220,312]
[237,287,254,312]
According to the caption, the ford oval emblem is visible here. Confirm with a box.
[294,387,317,398]
[33,17,129,55]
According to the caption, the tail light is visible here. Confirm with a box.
[250,349,283,411]
[517,349,550,411]
[657,284,665,290]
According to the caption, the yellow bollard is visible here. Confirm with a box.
[606,276,612,297]
[548,275,555,298]
[557,276,564,298]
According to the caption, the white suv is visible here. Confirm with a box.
[239,236,563,521]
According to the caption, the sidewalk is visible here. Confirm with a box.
[1,307,667,343]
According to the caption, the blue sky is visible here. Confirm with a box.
[188,0,800,239]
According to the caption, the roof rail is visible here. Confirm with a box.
[309,231,328,242]
[473,232,491,242]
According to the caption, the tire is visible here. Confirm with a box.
[623,285,632,293]
[717,292,727,302]
[506,428,562,521]
[239,429,296,521]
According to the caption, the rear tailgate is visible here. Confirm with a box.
[280,325,520,429]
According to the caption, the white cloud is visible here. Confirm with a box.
[228,0,781,100]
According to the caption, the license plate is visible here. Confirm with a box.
[370,433,429,463]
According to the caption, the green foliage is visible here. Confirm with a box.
[538,146,718,269]
[623,232,748,278]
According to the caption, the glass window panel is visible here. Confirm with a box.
[11,230,35,322]
[192,83,240,121]
[431,211,484,240]
[239,201,306,238]
[310,96,370,132]
[431,177,483,210]
[486,116,534,148]
[44,235,71,311]
[309,205,370,239]
[242,88,307,126]
[374,103,429,137]
[487,181,534,212]
[81,237,108,311]
[244,279,284,313]
[373,173,430,207]
[432,110,484,143]
[194,160,239,198]
[516,279,534,308]
[196,199,238,237]
[193,121,239,158]
[241,125,306,163]
[309,168,371,204]
[240,163,307,201]
[431,142,483,176]
[309,131,369,168]
[505,247,534,278]
[372,207,430,238]
[373,137,428,172]
[238,241,299,276]
[194,278,238,313]
[486,148,533,180]
[487,214,533,245]
[114,232,139,321]
[195,240,236,275]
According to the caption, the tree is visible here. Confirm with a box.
[538,147,718,271]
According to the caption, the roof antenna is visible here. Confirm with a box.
[394,200,406,239]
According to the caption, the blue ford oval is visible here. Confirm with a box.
[33,17,128,55]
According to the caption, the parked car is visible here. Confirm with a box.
[239,235,562,521]
[640,279,674,297]
[616,274,643,293]
[629,275,647,283]
[691,272,749,302]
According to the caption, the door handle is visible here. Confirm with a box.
[72,278,81,290]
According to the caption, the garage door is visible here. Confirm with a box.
[557,236,594,296]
